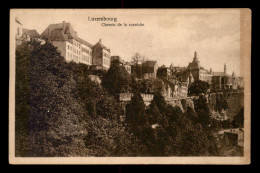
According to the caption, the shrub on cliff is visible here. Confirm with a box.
[232,107,244,128]
[188,80,210,96]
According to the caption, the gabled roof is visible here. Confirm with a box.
[40,22,93,48]
[22,29,40,38]
[160,65,167,68]
[48,29,66,41]
[142,61,157,67]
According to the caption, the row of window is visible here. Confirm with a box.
[74,41,81,48]
[68,44,81,55]
[67,52,79,61]
[82,47,92,55]
[82,54,92,63]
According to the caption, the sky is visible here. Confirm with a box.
[13,9,241,76]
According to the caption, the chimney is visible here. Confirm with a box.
[99,39,101,43]
[62,21,66,32]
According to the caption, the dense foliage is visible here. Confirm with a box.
[16,42,88,156]
[15,42,241,157]
[102,63,132,95]
[188,80,210,95]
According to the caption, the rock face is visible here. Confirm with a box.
[225,92,244,119]
[181,98,195,112]
[207,92,244,120]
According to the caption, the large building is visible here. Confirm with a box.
[40,21,93,66]
[186,51,213,83]
[211,63,244,90]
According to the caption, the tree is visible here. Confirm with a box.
[147,100,163,125]
[125,92,148,133]
[15,42,33,156]
[102,62,132,95]
[16,42,89,156]
[186,106,198,123]
[131,52,143,65]
[131,53,144,78]
[215,94,229,112]
[152,92,168,115]
[188,80,210,95]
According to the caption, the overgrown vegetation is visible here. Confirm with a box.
[15,42,242,157]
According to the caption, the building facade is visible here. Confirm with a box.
[111,56,131,74]
[186,51,213,83]
[142,60,158,79]
[211,63,243,90]
[92,39,111,70]
[40,21,93,66]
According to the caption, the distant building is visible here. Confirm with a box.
[175,70,194,87]
[223,128,244,147]
[142,60,158,79]
[21,29,40,42]
[157,65,172,79]
[211,63,243,90]
[40,21,93,66]
[92,39,111,70]
[186,51,213,83]
[15,17,41,45]
[111,56,131,74]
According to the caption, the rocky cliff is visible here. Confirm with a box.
[166,92,244,121]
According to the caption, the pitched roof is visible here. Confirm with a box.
[160,65,167,68]
[142,61,157,67]
[48,29,66,41]
[22,29,39,38]
[40,22,93,48]
[76,37,93,48]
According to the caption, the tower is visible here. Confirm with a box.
[193,51,199,62]
[224,62,227,74]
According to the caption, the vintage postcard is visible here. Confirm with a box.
[9,9,251,164]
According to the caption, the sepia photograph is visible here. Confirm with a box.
[9,9,251,164]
